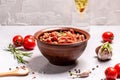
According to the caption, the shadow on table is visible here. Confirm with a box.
[27,55,78,74]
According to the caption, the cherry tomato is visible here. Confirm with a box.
[13,35,23,47]
[105,67,118,80]
[102,31,114,43]
[24,35,35,40]
[114,63,120,78]
[23,35,36,50]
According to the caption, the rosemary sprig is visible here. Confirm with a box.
[6,44,32,64]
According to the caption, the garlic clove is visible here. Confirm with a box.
[78,70,91,78]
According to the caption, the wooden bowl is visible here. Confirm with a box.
[34,27,90,66]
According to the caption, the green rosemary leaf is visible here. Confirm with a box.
[5,44,33,64]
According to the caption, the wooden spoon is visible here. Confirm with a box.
[0,67,30,77]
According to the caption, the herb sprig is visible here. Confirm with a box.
[100,42,112,53]
[6,44,32,64]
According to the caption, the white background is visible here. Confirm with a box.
[0,26,120,80]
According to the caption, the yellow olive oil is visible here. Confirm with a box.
[75,0,88,13]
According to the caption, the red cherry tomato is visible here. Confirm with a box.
[23,35,36,50]
[24,35,35,40]
[13,35,23,47]
[102,31,114,43]
[105,67,118,80]
[114,63,120,78]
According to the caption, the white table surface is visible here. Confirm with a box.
[0,26,120,80]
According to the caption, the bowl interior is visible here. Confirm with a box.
[34,27,90,45]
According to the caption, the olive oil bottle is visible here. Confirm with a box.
[74,0,88,13]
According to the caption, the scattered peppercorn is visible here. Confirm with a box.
[9,68,11,70]
[68,71,73,76]
[74,69,81,73]
[78,69,81,73]
[89,71,92,73]
[16,66,19,69]
[20,65,26,70]
[32,72,35,74]
[101,78,106,80]
[92,68,95,70]
[74,69,77,72]
[72,77,75,79]
[96,65,99,68]
[32,76,36,79]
